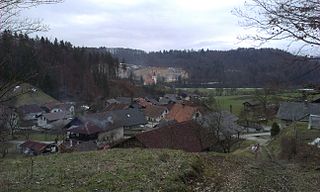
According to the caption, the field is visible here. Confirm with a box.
[214,95,251,115]
[10,83,58,107]
[2,146,320,192]
[0,149,204,192]
[14,130,64,142]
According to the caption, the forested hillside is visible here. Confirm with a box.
[99,47,320,87]
[0,31,119,101]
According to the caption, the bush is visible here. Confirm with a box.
[271,122,280,137]
[280,136,297,160]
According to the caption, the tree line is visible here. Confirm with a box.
[98,47,319,88]
[0,31,119,102]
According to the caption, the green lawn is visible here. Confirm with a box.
[214,95,252,115]
[14,131,64,141]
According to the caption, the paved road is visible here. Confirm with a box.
[8,140,57,145]
[241,132,271,145]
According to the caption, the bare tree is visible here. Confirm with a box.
[201,97,241,153]
[234,0,320,48]
[0,0,63,33]
[254,88,273,122]
[0,106,11,158]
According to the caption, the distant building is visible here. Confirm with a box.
[277,102,320,127]
[143,105,169,127]
[37,112,69,129]
[308,115,320,130]
[166,103,206,123]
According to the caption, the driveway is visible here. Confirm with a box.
[241,132,271,145]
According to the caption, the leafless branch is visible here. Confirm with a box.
[0,0,63,33]
[234,0,320,49]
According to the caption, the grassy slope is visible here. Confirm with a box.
[11,83,58,107]
[268,122,320,157]
[0,149,203,192]
[1,145,320,192]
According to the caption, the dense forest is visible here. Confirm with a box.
[0,31,119,101]
[97,47,320,88]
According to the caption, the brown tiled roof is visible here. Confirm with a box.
[20,140,48,154]
[166,103,199,122]
[68,122,104,135]
[135,98,152,108]
[134,121,213,152]
[143,105,167,118]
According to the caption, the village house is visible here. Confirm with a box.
[106,108,147,137]
[134,97,152,108]
[243,100,262,112]
[113,121,214,152]
[143,105,169,128]
[105,98,120,107]
[67,121,105,141]
[145,97,160,105]
[64,117,83,129]
[17,104,44,121]
[143,73,157,85]
[158,97,173,105]
[103,103,129,112]
[42,102,75,118]
[67,113,123,143]
[37,111,69,129]
[115,97,132,105]
[277,102,320,127]
[200,111,244,138]
[65,108,147,142]
[166,103,206,123]
[20,140,58,156]
[178,92,197,101]
[158,94,182,105]
[62,113,122,152]
[308,115,320,130]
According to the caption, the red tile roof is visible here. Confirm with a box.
[68,122,104,135]
[143,105,167,119]
[135,98,152,108]
[166,103,199,122]
[133,121,213,152]
[20,140,48,154]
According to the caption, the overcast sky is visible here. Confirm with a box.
[22,0,307,52]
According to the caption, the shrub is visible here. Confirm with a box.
[280,136,297,160]
[271,122,280,137]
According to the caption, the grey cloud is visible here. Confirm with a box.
[23,0,255,51]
